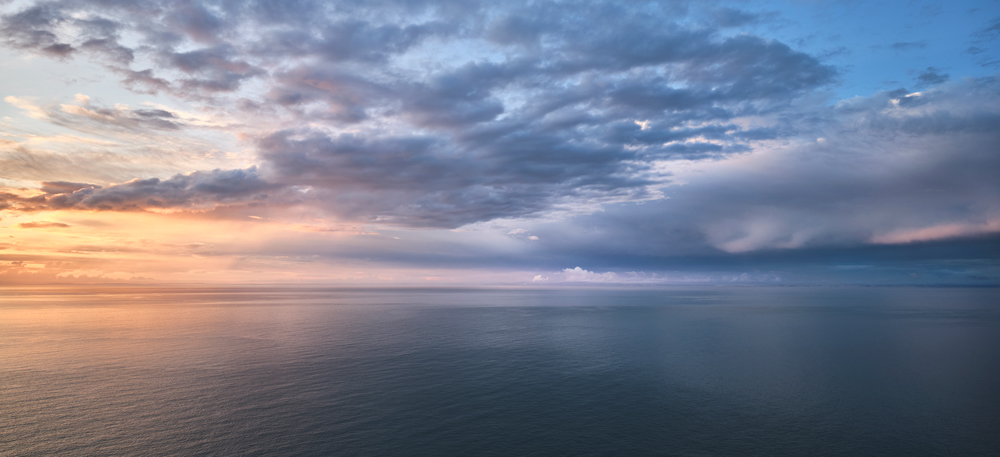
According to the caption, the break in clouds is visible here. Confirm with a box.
[1,0,998,261]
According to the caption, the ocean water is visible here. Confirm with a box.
[1,286,998,456]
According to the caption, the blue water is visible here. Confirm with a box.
[1,286,998,456]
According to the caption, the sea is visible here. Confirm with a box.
[1,286,998,456]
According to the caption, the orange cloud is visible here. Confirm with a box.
[18,221,71,228]
[870,221,1000,244]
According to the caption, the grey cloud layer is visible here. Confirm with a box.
[1,0,836,227]
[528,78,1000,260]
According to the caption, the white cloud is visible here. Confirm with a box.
[4,96,46,119]
[561,267,621,282]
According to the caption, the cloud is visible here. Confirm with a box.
[1,167,274,212]
[254,128,662,227]
[0,3,75,57]
[4,96,46,119]
[17,221,70,228]
[5,93,200,134]
[39,181,97,194]
[711,7,772,28]
[165,45,264,92]
[561,266,622,283]
[0,139,188,185]
[889,41,928,52]
[525,76,1000,260]
[870,222,1000,244]
[541,267,721,284]
[1,93,249,186]
[1,0,994,267]
[972,16,1000,42]
[914,67,949,87]
[0,1,840,227]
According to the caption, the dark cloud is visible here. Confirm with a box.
[486,13,546,46]
[0,3,73,56]
[710,7,772,28]
[164,1,224,44]
[314,20,451,62]
[968,16,1000,68]
[164,45,264,92]
[266,66,387,123]
[80,38,134,64]
[0,0,834,101]
[889,41,928,51]
[255,129,657,227]
[915,67,949,87]
[972,16,1000,42]
[120,69,171,93]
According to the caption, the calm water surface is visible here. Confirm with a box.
[1,286,998,456]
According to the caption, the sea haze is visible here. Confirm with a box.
[2,286,998,456]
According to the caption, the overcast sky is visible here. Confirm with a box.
[1,0,998,285]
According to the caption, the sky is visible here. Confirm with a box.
[0,0,998,286]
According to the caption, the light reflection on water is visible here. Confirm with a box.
[1,286,998,456]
